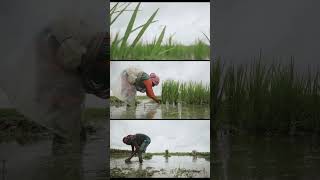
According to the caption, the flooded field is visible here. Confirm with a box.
[213,134,320,180]
[0,112,107,180]
[110,155,210,178]
[110,99,210,119]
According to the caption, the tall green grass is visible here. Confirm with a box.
[110,3,210,60]
[212,59,320,135]
[162,80,210,105]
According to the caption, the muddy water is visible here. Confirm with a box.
[110,155,210,178]
[213,134,320,180]
[0,120,107,180]
[110,99,210,119]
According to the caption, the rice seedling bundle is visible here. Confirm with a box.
[161,80,210,105]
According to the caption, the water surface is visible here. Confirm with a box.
[110,155,210,178]
[213,134,320,180]
[110,99,210,119]
[0,119,107,180]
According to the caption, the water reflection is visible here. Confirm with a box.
[110,155,210,178]
[213,133,320,180]
[0,122,107,180]
[192,156,197,163]
[110,100,210,119]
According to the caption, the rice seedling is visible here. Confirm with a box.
[211,58,225,121]
[212,59,320,135]
[161,80,210,105]
[110,3,210,60]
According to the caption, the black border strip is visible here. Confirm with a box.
[111,60,210,62]
[112,178,210,180]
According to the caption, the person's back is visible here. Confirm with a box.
[134,133,150,145]
[120,68,160,105]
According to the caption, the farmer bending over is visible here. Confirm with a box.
[123,133,151,163]
[121,68,160,105]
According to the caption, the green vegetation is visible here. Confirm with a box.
[110,149,153,159]
[0,109,49,143]
[162,80,210,105]
[0,108,106,143]
[143,153,153,160]
[110,96,126,107]
[164,149,171,157]
[110,96,143,106]
[135,96,152,101]
[110,2,210,60]
[0,108,28,119]
[212,59,320,135]
[110,149,210,159]
[110,149,132,153]
[151,152,210,157]
[110,149,132,158]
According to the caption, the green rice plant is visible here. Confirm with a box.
[110,3,160,59]
[161,80,180,104]
[223,64,247,129]
[193,39,210,60]
[161,80,210,105]
[211,59,225,121]
[213,58,320,135]
[143,153,153,160]
[110,3,210,60]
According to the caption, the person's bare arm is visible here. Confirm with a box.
[143,80,160,104]
[126,142,140,161]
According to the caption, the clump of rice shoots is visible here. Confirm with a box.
[213,58,320,135]
[161,80,210,105]
[161,80,180,105]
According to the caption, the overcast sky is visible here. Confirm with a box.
[110,120,210,153]
[110,2,210,45]
[110,61,210,96]
[214,0,320,68]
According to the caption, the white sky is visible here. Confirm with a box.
[110,2,210,45]
[110,61,210,96]
[110,120,210,153]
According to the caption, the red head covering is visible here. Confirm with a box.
[149,73,160,86]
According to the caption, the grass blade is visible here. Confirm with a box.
[119,2,141,57]
[130,8,159,49]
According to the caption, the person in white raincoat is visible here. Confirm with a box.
[0,0,108,150]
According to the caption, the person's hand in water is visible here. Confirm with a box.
[153,98,161,104]
[125,158,131,163]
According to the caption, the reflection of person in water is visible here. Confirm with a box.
[121,68,160,105]
[123,133,151,163]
